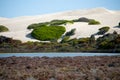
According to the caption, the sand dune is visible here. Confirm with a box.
[0,8,120,42]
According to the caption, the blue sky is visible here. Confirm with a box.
[0,0,120,18]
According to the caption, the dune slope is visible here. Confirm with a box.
[0,8,120,42]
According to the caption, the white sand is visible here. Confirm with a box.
[0,8,120,42]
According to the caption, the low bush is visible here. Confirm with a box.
[61,36,70,43]
[50,20,73,26]
[27,19,73,30]
[97,26,110,35]
[78,38,90,43]
[97,40,115,49]
[27,23,39,29]
[31,26,66,41]
[65,28,76,36]
[118,22,120,28]
[27,22,49,29]
[73,17,90,22]
[0,25,9,32]
[88,19,100,25]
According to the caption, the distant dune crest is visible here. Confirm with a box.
[0,8,120,42]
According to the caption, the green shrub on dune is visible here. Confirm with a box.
[27,22,50,29]
[65,28,76,36]
[61,36,70,43]
[119,22,120,27]
[27,23,39,29]
[88,19,100,25]
[73,17,90,22]
[0,25,9,32]
[27,19,73,30]
[97,26,110,35]
[31,26,66,41]
[50,20,73,26]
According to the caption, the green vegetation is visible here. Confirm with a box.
[65,28,76,36]
[96,32,119,49]
[118,22,120,28]
[61,28,76,43]
[88,19,100,25]
[61,36,70,43]
[97,26,110,35]
[31,26,66,41]
[27,22,50,29]
[27,18,101,42]
[27,23,41,29]
[27,19,74,41]
[0,31,120,52]
[27,20,73,30]
[49,20,73,26]
[5,18,115,52]
[0,25,9,32]
[89,35,95,44]
[73,17,90,22]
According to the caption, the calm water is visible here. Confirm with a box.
[0,53,120,57]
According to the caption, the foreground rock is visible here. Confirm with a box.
[0,56,120,80]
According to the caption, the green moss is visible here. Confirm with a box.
[31,26,66,41]
[0,25,9,32]
[88,19,100,25]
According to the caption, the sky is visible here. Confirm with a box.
[0,0,120,18]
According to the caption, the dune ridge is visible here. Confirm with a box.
[0,8,120,42]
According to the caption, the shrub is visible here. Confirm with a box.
[89,35,95,44]
[118,22,120,27]
[31,26,66,41]
[50,20,73,26]
[88,19,100,25]
[0,25,9,32]
[65,28,76,36]
[78,38,90,43]
[27,22,49,30]
[27,23,39,29]
[61,36,70,43]
[73,17,90,22]
[97,26,110,35]
[27,19,73,30]
[97,40,115,49]
[96,32,119,49]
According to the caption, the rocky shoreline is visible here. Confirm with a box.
[0,56,120,80]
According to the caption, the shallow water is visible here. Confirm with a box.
[0,53,120,57]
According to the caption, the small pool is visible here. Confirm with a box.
[0,53,120,57]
